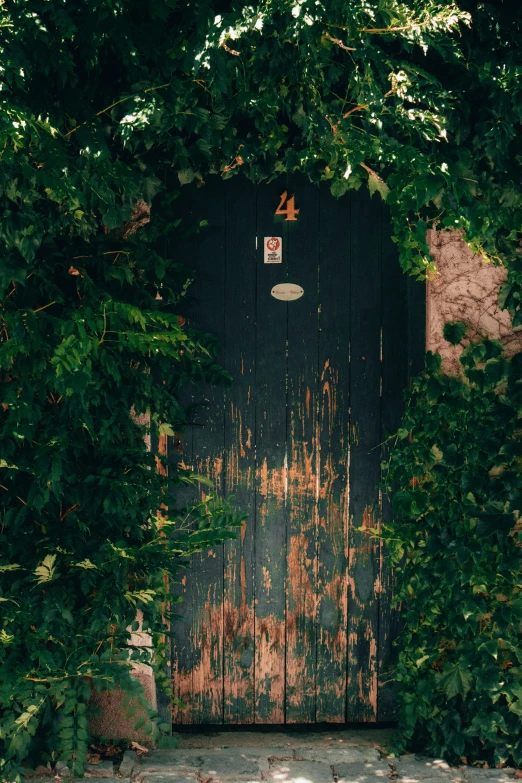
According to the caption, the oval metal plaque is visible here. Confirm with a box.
[271,283,304,301]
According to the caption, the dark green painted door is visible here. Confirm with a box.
[168,175,425,724]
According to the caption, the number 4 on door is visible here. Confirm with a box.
[276,192,299,221]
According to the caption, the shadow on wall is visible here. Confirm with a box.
[427,230,522,375]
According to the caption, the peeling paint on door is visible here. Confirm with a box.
[167,175,425,724]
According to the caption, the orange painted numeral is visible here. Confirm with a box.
[275,191,300,221]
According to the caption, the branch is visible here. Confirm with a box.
[359,25,418,33]
[324,32,356,51]
[360,162,378,176]
[358,15,433,34]
[33,301,56,314]
[63,83,170,138]
[193,79,209,93]
[221,41,240,56]
[343,104,369,118]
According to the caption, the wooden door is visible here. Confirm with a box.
[168,175,425,724]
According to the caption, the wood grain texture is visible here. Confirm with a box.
[285,177,319,723]
[167,177,425,725]
[315,184,350,723]
[347,188,382,722]
[187,178,226,723]
[253,180,288,724]
[168,187,198,724]
[223,177,256,723]
[378,204,409,721]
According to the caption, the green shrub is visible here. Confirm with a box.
[0,202,244,779]
[384,341,522,766]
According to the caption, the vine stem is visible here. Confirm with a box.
[324,32,356,51]
[63,83,170,138]
[343,103,368,118]
[33,301,56,314]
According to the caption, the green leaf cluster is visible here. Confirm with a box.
[383,342,522,766]
[2,1,522,305]
[0,164,243,780]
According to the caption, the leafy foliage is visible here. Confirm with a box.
[2,1,522,307]
[0,155,244,779]
[383,343,522,766]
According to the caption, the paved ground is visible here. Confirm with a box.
[25,730,520,783]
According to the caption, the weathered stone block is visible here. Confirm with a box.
[136,775,197,783]
[335,761,392,782]
[85,760,117,777]
[267,760,334,783]
[466,770,516,783]
[295,749,380,765]
[119,751,139,778]
[394,756,462,781]
[198,751,261,779]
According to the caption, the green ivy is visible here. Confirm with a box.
[3,2,522,306]
[383,338,522,767]
[0,188,245,780]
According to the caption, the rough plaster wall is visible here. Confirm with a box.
[426,230,522,374]
[88,610,157,742]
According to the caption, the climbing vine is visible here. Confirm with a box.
[2,0,522,776]
[382,333,522,767]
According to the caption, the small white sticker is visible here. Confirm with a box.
[271,283,304,301]
[264,236,282,264]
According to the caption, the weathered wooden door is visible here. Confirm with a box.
[169,175,425,724]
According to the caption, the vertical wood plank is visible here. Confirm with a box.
[315,185,351,723]
[223,177,257,723]
[254,180,288,724]
[378,204,409,721]
[187,177,226,723]
[408,277,427,382]
[169,184,198,724]
[347,188,382,722]
[285,177,319,723]
[167,176,417,727]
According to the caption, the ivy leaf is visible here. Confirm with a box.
[330,179,349,198]
[178,169,196,185]
[438,662,473,698]
[158,422,175,437]
[367,170,390,200]
[443,321,467,345]
[478,639,498,659]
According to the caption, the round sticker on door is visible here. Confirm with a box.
[271,283,304,301]
[266,237,280,252]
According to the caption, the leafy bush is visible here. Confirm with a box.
[0,199,244,779]
[3,1,522,314]
[384,340,522,766]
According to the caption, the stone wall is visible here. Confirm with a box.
[426,230,522,374]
